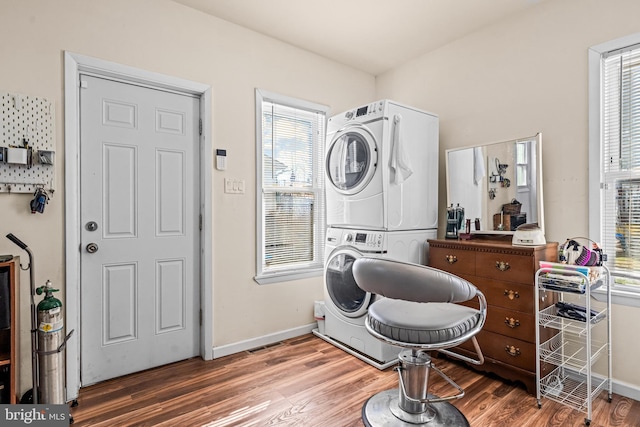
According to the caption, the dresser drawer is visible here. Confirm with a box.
[460,297,536,342]
[428,246,475,277]
[477,277,534,313]
[475,251,534,285]
[458,330,535,372]
[484,305,535,342]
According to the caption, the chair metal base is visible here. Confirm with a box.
[362,389,470,427]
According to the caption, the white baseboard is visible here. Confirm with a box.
[612,378,640,401]
[212,323,317,359]
[578,370,640,401]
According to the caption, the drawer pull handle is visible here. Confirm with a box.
[504,290,519,300]
[505,345,521,357]
[505,317,520,328]
[495,261,511,271]
[445,255,458,264]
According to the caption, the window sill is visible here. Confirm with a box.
[254,267,323,285]
[593,286,640,308]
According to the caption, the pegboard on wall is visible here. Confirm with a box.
[0,92,55,193]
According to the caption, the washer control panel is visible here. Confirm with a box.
[326,227,386,252]
[344,231,384,250]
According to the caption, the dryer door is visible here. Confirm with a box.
[326,123,378,195]
[325,247,371,318]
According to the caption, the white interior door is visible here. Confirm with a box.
[79,74,200,385]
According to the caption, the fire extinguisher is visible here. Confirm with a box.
[36,280,73,404]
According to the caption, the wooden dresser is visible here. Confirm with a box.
[427,238,557,394]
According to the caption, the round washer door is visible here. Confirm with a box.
[326,124,377,195]
[325,247,371,318]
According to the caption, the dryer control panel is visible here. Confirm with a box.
[344,230,384,251]
[343,100,385,121]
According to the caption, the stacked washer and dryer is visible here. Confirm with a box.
[315,100,439,368]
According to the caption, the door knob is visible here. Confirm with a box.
[86,243,99,253]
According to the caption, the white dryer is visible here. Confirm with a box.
[325,100,439,231]
[320,226,436,367]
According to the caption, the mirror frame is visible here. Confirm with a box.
[445,132,544,236]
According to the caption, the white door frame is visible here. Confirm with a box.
[64,52,213,401]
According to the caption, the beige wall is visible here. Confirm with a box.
[3,0,639,399]
[0,0,375,395]
[376,0,640,390]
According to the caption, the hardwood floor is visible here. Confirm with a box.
[71,334,639,426]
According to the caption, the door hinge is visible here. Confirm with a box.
[199,309,203,326]
[199,214,203,231]
[79,80,88,89]
[199,118,202,136]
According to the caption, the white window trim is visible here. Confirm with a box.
[589,33,640,307]
[254,89,329,284]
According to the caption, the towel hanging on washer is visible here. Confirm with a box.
[389,114,413,184]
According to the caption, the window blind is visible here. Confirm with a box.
[260,100,326,272]
[601,47,640,285]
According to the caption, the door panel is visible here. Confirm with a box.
[156,149,185,235]
[103,263,137,344]
[156,259,185,333]
[80,74,200,386]
[104,143,137,237]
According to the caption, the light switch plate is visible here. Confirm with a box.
[224,178,245,194]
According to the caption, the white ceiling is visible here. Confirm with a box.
[173,0,543,75]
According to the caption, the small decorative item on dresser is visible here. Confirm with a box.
[459,219,473,240]
[512,223,546,246]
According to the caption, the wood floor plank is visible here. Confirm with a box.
[70,335,638,426]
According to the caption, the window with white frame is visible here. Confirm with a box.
[589,35,640,302]
[255,90,328,284]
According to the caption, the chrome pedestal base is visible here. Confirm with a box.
[362,389,469,427]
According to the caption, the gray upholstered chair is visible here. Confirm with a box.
[353,257,487,427]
